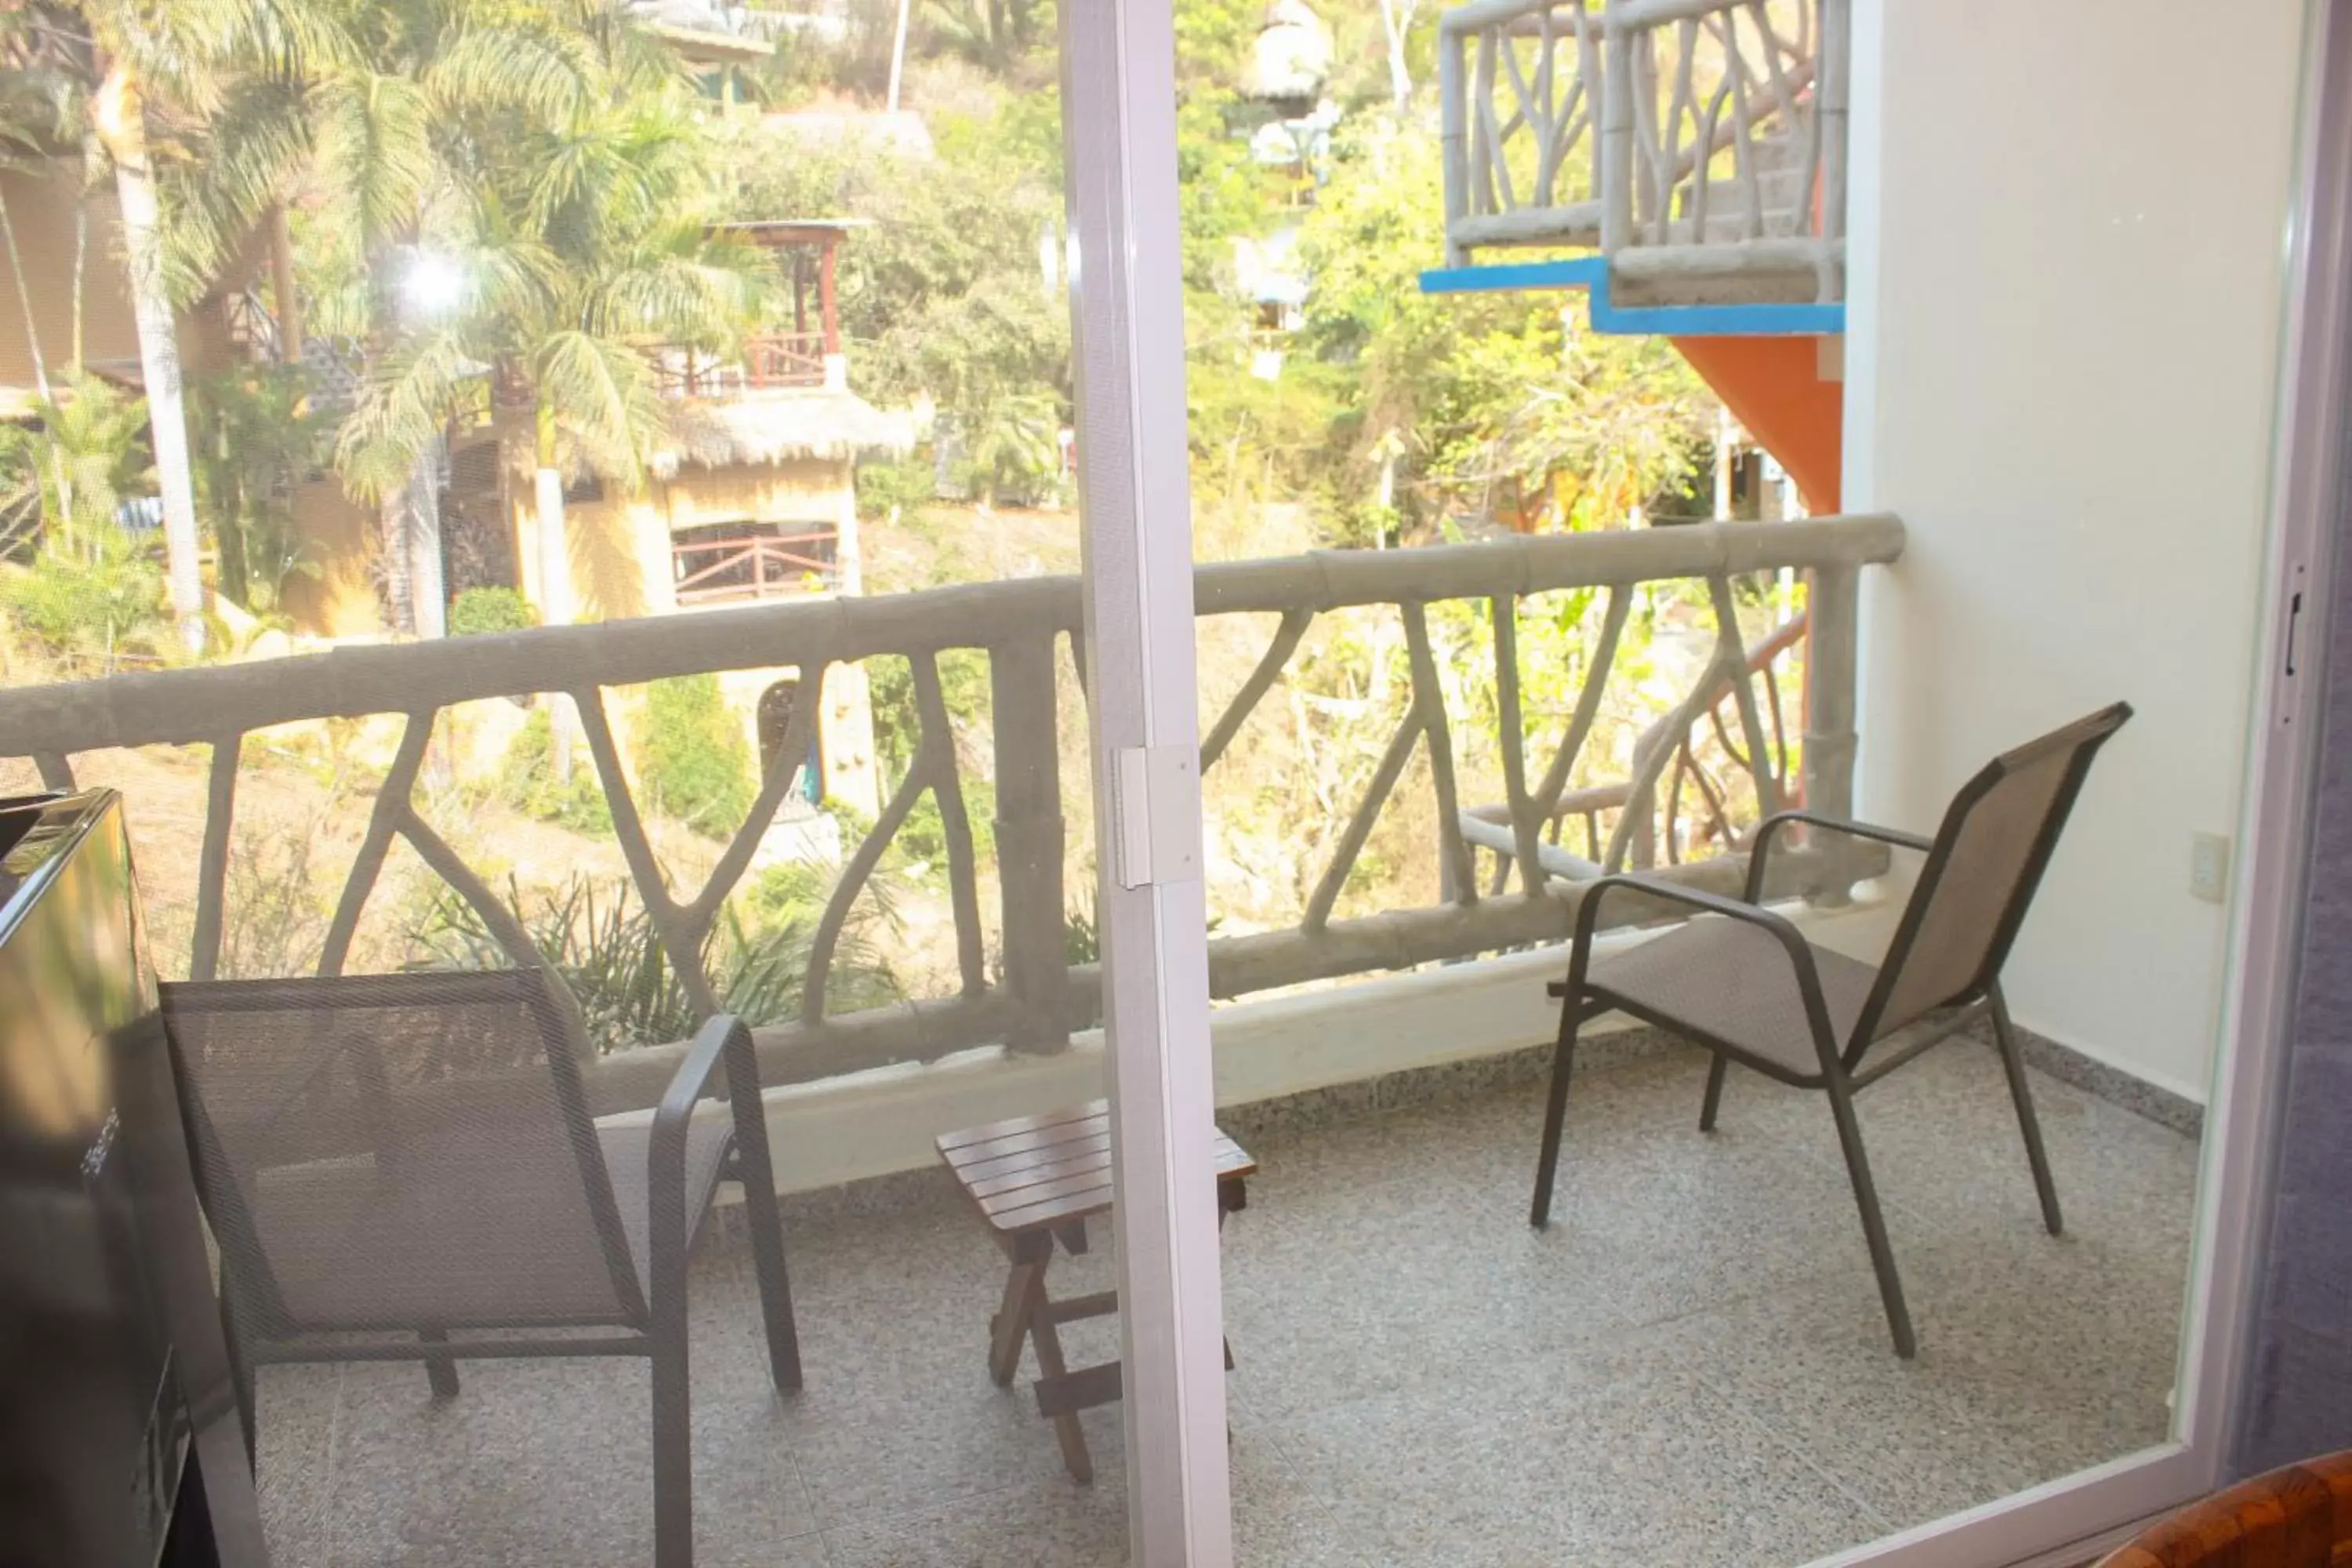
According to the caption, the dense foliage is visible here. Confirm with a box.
[739,0,1711,541]
[0,0,1719,658]
[639,672,756,838]
[448,585,539,637]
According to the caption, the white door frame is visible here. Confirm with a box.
[1819,0,2351,1563]
[1059,0,1237,1563]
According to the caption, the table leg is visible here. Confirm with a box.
[1023,1265,1094,1484]
[989,1233,1051,1388]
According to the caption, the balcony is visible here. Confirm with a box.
[672,521,841,604]
[655,332,837,398]
[1437,0,1847,307]
[0,514,2199,1565]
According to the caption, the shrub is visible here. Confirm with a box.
[0,530,167,669]
[407,872,899,1051]
[855,456,937,522]
[498,708,614,833]
[640,674,756,837]
[449,586,539,638]
[746,859,832,928]
[895,777,996,872]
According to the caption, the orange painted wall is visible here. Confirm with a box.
[1671,335,1843,513]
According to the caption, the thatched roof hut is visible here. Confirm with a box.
[652,389,916,478]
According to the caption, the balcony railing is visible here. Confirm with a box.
[1438,0,1847,300]
[220,289,281,361]
[652,332,831,397]
[0,515,1900,1115]
[672,526,840,604]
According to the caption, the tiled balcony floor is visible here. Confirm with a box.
[252,1036,2199,1566]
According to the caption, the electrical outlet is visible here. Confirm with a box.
[2190,833,2231,904]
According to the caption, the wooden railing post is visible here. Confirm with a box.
[990,634,1069,1052]
[1803,561,1860,902]
[1815,0,1851,303]
[1599,22,1635,256]
[1439,23,1468,265]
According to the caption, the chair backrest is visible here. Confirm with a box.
[2096,1450,2352,1566]
[1848,702,2132,1058]
[161,968,646,1344]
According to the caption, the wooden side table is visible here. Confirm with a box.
[935,1099,1255,1483]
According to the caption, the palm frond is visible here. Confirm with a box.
[590,249,762,349]
[532,326,662,489]
[423,24,593,127]
[334,327,478,502]
[312,67,437,249]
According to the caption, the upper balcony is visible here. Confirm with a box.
[652,219,863,397]
[653,331,836,397]
[1437,0,1847,309]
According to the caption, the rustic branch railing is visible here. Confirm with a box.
[1458,600,1805,884]
[1439,0,1846,302]
[0,516,1900,1113]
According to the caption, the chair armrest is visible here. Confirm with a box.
[1547,876,1795,996]
[647,1014,768,1305]
[1553,875,1840,1058]
[1576,873,1815,953]
[1744,809,1932,903]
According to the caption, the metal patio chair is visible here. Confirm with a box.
[1530,702,2132,1358]
[160,968,802,1568]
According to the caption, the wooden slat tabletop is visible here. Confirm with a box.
[937,1099,1255,1236]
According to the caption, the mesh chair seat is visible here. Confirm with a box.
[163,968,805,1568]
[249,1117,741,1332]
[1588,916,1880,1080]
[251,1124,631,1330]
[598,1116,737,1297]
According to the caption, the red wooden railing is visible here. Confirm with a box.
[654,332,829,398]
[672,527,839,604]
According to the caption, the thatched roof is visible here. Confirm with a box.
[652,389,915,477]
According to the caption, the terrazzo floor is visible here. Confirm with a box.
[251,1036,2200,1567]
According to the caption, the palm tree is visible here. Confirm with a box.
[96,0,582,639]
[295,0,618,635]
[31,0,343,653]
[3,370,153,554]
[336,18,762,632]
[0,32,89,524]
[0,46,72,399]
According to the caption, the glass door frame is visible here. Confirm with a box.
[1060,0,1238,1562]
[1060,0,2352,1560]
[1820,0,2348,1563]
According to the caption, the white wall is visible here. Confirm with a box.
[1844,0,2309,1101]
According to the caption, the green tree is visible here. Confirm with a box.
[730,107,1069,505]
[1297,118,1710,534]
[275,0,604,635]
[0,372,168,667]
[187,362,325,610]
[640,673,755,837]
[2,371,154,551]
[58,0,341,652]
[330,13,762,629]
